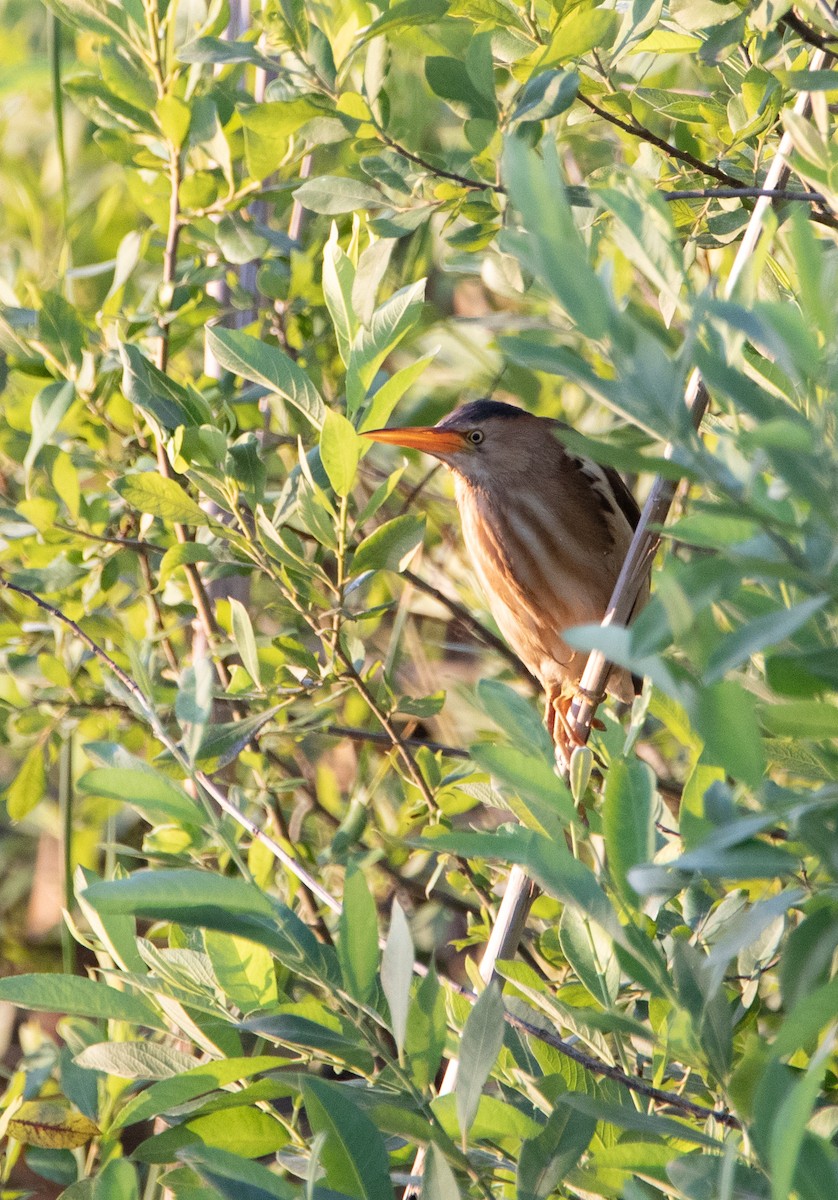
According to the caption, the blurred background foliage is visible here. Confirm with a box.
[0,0,837,1196]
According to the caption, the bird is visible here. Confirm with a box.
[362,399,649,755]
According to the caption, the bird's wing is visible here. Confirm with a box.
[601,464,641,531]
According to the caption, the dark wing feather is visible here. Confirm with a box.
[602,464,641,531]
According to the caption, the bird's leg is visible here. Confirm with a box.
[544,687,581,768]
[553,692,587,752]
[543,693,558,744]
[548,687,608,765]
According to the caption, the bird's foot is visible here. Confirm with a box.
[546,691,607,770]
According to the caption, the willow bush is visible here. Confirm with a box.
[0,0,837,1197]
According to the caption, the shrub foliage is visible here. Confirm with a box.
[0,0,837,1197]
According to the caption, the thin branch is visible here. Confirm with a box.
[149,136,234,693]
[662,186,827,203]
[336,648,438,809]
[318,724,469,759]
[381,131,837,228]
[782,10,838,48]
[138,548,179,673]
[379,132,502,194]
[402,568,537,684]
[0,573,341,917]
[577,91,747,189]
[500,1005,740,1128]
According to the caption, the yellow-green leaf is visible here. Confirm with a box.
[6,743,46,821]
[9,1100,99,1149]
[113,473,208,525]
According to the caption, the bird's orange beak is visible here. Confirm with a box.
[362,425,466,458]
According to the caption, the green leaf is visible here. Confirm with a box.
[603,758,655,907]
[476,679,554,760]
[229,597,262,689]
[358,0,449,41]
[758,700,838,740]
[177,37,277,70]
[358,353,436,433]
[338,866,379,1004]
[320,409,361,496]
[83,870,341,990]
[612,0,665,61]
[470,742,577,830]
[705,595,828,683]
[509,70,579,125]
[77,768,203,825]
[426,56,496,120]
[112,1057,284,1130]
[176,1145,296,1200]
[135,1104,289,1163]
[216,213,270,265]
[184,706,282,770]
[293,175,386,215]
[204,931,278,1013]
[24,380,75,475]
[113,473,208,525]
[73,1040,198,1080]
[422,825,670,994]
[558,905,619,1008]
[176,657,214,765]
[38,290,85,367]
[406,964,447,1091]
[6,742,46,821]
[350,279,426,405]
[557,1091,723,1148]
[205,327,325,428]
[539,6,620,64]
[692,680,766,788]
[323,229,358,367]
[351,514,425,575]
[244,1013,374,1075]
[302,1077,394,1200]
[291,171,384,213]
[771,975,838,1061]
[502,137,610,340]
[517,1104,596,1200]
[119,342,210,430]
[0,974,164,1030]
[158,542,218,587]
[381,899,414,1059]
[768,1038,835,1200]
[422,1143,462,1199]
[456,980,505,1146]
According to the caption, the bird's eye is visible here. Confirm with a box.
[468,429,484,445]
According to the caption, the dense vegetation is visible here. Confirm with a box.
[1,0,837,1197]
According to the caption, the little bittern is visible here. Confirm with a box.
[363,400,649,751]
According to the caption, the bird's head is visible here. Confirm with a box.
[363,399,535,486]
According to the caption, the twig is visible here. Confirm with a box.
[782,10,838,48]
[577,92,746,189]
[318,724,469,758]
[571,53,830,736]
[380,132,502,194]
[138,549,179,673]
[336,649,437,809]
[148,133,234,692]
[0,572,341,916]
[500,1005,740,1128]
[662,186,828,203]
[402,568,537,684]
